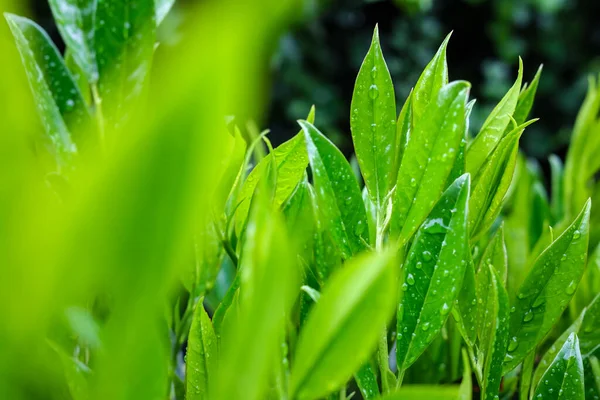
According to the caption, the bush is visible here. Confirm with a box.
[1,1,600,399]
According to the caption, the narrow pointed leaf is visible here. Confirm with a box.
[453,252,477,347]
[396,174,470,371]
[300,120,369,259]
[350,25,396,208]
[469,120,536,241]
[156,0,175,25]
[478,225,508,284]
[411,33,450,122]
[392,90,413,186]
[186,300,217,400]
[355,362,380,399]
[391,81,470,243]
[466,60,523,174]
[5,14,91,158]
[378,386,461,400]
[290,249,398,400]
[48,0,98,83]
[531,333,584,400]
[504,200,591,373]
[511,64,542,128]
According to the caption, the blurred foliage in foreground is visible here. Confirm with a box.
[3,0,600,400]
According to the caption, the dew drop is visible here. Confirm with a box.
[370,66,378,78]
[421,322,430,331]
[561,253,567,261]
[440,303,450,315]
[410,178,417,188]
[532,296,545,308]
[523,310,534,322]
[369,84,379,99]
[416,261,423,269]
[573,230,581,240]
[565,281,577,295]
[422,251,432,261]
[508,337,518,352]
[407,273,415,285]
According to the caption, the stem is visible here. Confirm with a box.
[91,83,106,150]
[520,351,535,400]
[396,369,405,389]
[222,239,239,267]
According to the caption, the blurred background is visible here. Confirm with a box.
[29,0,600,162]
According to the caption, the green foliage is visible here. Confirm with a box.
[2,2,600,399]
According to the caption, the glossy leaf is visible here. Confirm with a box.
[378,386,461,400]
[186,300,217,400]
[156,0,175,25]
[355,362,380,399]
[396,174,470,371]
[5,13,90,159]
[95,0,156,128]
[531,333,585,400]
[235,109,314,233]
[466,59,523,175]
[453,252,477,348]
[504,200,591,373]
[290,249,398,400]
[469,120,536,241]
[392,90,413,186]
[511,64,542,128]
[477,265,510,400]
[411,33,450,122]
[300,120,369,259]
[350,25,397,208]
[48,0,98,83]
[477,225,508,284]
[391,81,470,243]
[458,348,472,400]
[549,154,565,224]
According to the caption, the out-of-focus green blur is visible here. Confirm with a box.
[0,0,300,398]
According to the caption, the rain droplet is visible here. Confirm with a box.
[565,281,577,295]
[416,261,423,269]
[561,253,567,261]
[532,296,545,308]
[573,230,581,240]
[523,310,534,322]
[422,251,432,261]
[518,293,526,299]
[370,66,378,78]
[410,178,417,188]
[421,322,430,331]
[369,84,379,99]
[440,303,450,315]
[407,273,415,285]
[507,337,518,352]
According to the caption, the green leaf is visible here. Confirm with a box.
[531,333,585,400]
[350,25,397,209]
[391,81,470,243]
[95,0,156,128]
[476,265,510,400]
[300,120,369,259]
[212,194,299,400]
[392,90,413,186]
[5,13,91,160]
[65,48,91,105]
[585,357,600,400]
[355,362,380,399]
[378,385,461,400]
[235,111,313,234]
[511,64,542,128]
[156,0,175,25]
[458,348,472,400]
[469,120,536,241]
[453,252,477,348]
[396,174,470,371]
[549,154,565,224]
[504,200,591,373]
[48,0,98,83]
[411,33,451,123]
[466,59,523,175]
[289,249,398,400]
[446,99,475,187]
[477,225,508,285]
[186,300,217,400]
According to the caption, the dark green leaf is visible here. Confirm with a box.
[391,81,470,243]
[531,333,584,400]
[378,385,461,400]
[290,249,398,400]
[477,225,508,285]
[396,174,470,371]
[186,300,217,400]
[453,253,477,348]
[504,200,591,373]
[355,362,380,399]
[300,120,369,259]
[350,25,396,209]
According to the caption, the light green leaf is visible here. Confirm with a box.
[469,120,537,241]
[95,0,156,128]
[531,333,585,400]
[466,59,523,175]
[477,225,507,284]
[391,81,470,243]
[392,89,413,186]
[355,362,380,399]
[504,200,591,373]
[378,385,461,400]
[212,193,299,400]
[476,265,510,400]
[549,154,565,224]
[411,33,451,123]
[289,249,398,400]
[350,25,397,209]
[300,120,369,259]
[65,49,91,105]
[48,0,98,83]
[458,348,472,400]
[453,252,477,348]
[5,13,91,161]
[511,64,542,128]
[396,174,470,371]
[446,99,475,187]
[235,110,313,234]
[186,300,217,400]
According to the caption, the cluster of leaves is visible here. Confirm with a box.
[6,1,600,400]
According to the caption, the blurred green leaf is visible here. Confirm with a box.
[290,249,398,400]
[186,300,217,400]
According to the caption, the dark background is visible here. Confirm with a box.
[30,0,600,164]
